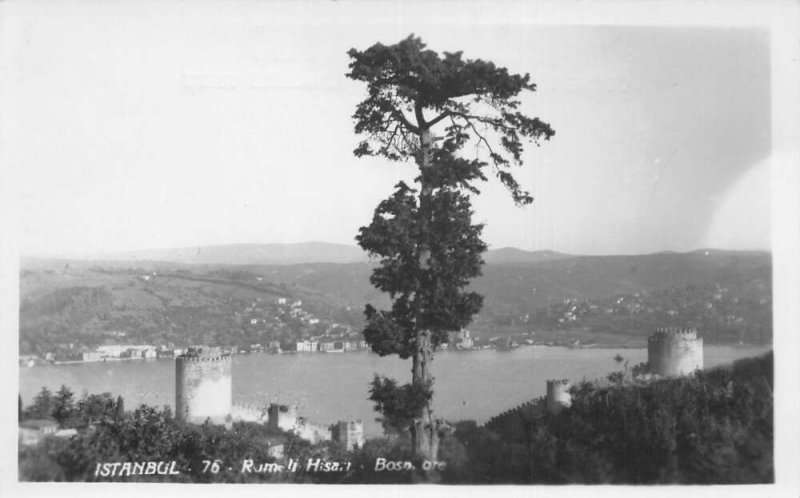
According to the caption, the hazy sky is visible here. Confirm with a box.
[1,1,773,256]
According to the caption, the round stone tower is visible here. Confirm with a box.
[647,327,703,377]
[546,379,572,414]
[175,346,232,425]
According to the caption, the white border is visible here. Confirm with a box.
[1,1,798,498]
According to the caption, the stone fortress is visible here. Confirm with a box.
[484,327,707,430]
[541,327,704,414]
[174,346,364,450]
[178,328,704,443]
[646,327,703,377]
[175,347,233,426]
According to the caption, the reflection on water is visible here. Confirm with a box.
[19,345,771,437]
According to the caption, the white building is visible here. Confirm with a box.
[296,340,318,352]
[82,351,106,362]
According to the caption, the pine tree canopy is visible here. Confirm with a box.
[346,34,555,205]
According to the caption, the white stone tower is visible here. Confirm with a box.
[546,379,572,414]
[647,327,703,377]
[175,346,232,425]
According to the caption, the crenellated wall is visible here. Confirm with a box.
[231,403,269,423]
[175,347,232,425]
[484,399,540,430]
[647,327,703,377]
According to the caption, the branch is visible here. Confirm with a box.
[414,102,427,130]
[449,111,514,132]
[460,115,500,169]
[384,123,402,156]
[392,109,419,134]
[427,111,451,128]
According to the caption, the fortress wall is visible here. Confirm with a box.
[231,403,268,423]
[296,418,332,444]
[175,348,232,425]
[484,399,538,429]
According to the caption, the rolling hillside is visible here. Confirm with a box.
[19,248,771,354]
[85,242,371,266]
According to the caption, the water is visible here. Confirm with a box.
[19,345,771,437]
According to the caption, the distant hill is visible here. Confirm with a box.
[474,250,771,309]
[483,248,570,265]
[98,242,371,266]
[22,249,771,309]
[234,250,770,311]
[53,244,572,266]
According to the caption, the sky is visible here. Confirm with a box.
[1,1,774,256]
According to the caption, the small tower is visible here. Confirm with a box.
[267,403,299,432]
[546,379,572,414]
[647,327,703,377]
[331,420,365,451]
[175,347,232,425]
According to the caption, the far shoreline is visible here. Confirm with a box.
[19,340,774,368]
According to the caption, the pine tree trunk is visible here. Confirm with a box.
[411,329,436,460]
[410,126,439,462]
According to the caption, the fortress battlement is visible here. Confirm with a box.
[177,354,231,363]
[177,347,231,363]
[649,327,698,340]
[484,399,538,429]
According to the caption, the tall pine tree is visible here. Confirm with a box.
[347,35,554,460]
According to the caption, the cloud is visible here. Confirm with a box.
[703,156,771,251]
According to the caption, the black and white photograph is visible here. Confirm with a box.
[1,0,798,493]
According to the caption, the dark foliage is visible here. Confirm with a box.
[442,352,773,484]
[368,375,433,431]
[19,353,772,484]
[357,179,487,356]
[20,402,294,483]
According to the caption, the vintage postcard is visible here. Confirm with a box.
[1,0,798,496]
